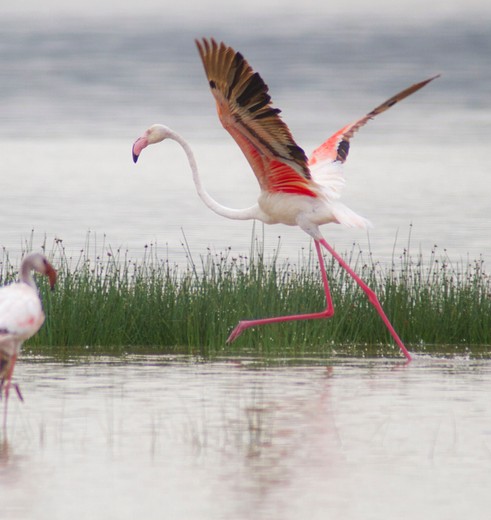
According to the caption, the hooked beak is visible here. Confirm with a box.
[132,136,148,163]
[45,264,57,290]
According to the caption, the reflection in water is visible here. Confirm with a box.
[0,437,10,465]
[2,356,490,519]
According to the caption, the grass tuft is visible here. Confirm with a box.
[3,234,491,358]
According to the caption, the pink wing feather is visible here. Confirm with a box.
[196,38,319,198]
[309,75,440,195]
[196,37,439,202]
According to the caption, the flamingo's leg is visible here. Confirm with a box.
[319,238,411,361]
[2,353,18,428]
[227,240,334,343]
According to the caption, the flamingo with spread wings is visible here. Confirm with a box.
[0,253,56,424]
[133,38,439,360]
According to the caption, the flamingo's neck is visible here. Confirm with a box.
[167,129,261,221]
[19,263,36,289]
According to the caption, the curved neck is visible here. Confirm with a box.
[167,130,259,221]
[19,263,36,289]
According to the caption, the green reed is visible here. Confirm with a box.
[3,235,491,357]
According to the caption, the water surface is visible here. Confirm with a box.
[2,355,491,519]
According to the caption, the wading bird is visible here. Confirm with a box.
[133,38,439,361]
[0,253,57,423]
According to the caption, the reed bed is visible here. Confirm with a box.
[2,236,490,358]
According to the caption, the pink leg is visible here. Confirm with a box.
[2,353,17,428]
[319,238,411,361]
[227,240,334,343]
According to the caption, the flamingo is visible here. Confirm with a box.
[132,37,439,360]
[0,253,56,422]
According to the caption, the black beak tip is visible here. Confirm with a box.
[132,151,139,163]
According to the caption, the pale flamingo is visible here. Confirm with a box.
[0,253,56,422]
[133,37,439,360]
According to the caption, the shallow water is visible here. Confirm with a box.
[2,355,491,519]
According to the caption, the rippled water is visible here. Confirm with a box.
[2,356,491,519]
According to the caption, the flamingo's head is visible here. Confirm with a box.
[132,124,173,163]
[44,260,57,290]
[21,253,57,290]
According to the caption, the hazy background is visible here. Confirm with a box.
[1,0,490,267]
[4,0,491,22]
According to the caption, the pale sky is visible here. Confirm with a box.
[3,0,490,23]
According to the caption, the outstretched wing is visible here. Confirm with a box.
[196,38,317,198]
[308,75,439,199]
[310,75,440,166]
